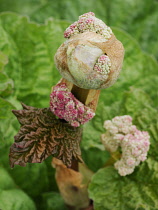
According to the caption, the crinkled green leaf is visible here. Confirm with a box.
[42,192,67,210]
[0,167,16,190]
[119,88,158,159]
[0,51,8,70]
[0,98,17,150]
[89,160,158,210]
[0,72,13,97]
[0,98,17,151]
[0,189,36,210]
[0,51,13,96]
[0,98,18,175]
[0,97,15,119]
[119,88,153,119]
[0,12,70,107]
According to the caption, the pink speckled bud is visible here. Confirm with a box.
[50,83,95,127]
[55,12,124,89]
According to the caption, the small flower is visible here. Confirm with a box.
[93,55,111,77]
[79,12,95,18]
[101,132,120,152]
[101,115,150,176]
[64,12,112,40]
[126,157,136,166]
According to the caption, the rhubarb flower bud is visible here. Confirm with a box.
[50,83,95,127]
[55,12,124,89]
[101,115,150,176]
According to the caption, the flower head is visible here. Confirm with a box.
[93,55,111,79]
[101,115,150,176]
[50,83,95,127]
[64,12,112,40]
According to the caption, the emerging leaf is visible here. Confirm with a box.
[9,103,83,168]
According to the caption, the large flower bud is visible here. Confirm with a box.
[55,12,124,89]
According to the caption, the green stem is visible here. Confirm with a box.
[104,150,121,167]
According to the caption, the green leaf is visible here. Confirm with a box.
[0,99,19,176]
[89,161,158,210]
[0,165,36,210]
[0,12,70,107]
[82,148,110,172]
[119,88,158,159]
[0,51,8,71]
[0,51,13,96]
[0,189,36,210]
[0,97,15,119]
[42,192,67,210]
[8,163,49,198]
[44,156,59,192]
[0,72,13,97]
[119,88,153,119]
[0,167,16,190]
[0,98,17,149]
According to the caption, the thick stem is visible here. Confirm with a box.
[70,85,88,172]
[52,78,100,209]
[71,85,90,104]
[71,159,79,171]
[56,78,100,172]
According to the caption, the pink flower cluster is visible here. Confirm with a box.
[50,83,95,127]
[101,115,150,176]
[94,55,111,77]
[64,12,112,40]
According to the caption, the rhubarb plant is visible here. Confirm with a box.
[0,9,157,210]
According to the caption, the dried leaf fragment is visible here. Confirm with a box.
[53,158,90,209]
